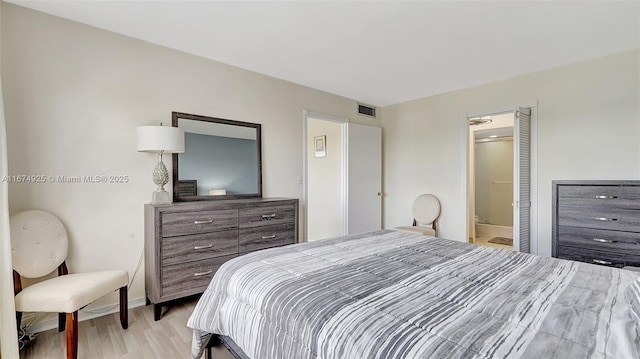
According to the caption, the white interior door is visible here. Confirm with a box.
[513,107,531,253]
[345,123,382,234]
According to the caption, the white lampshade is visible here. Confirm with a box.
[136,125,185,153]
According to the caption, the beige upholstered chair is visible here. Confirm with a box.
[395,194,441,236]
[10,210,129,359]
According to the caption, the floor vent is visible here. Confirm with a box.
[358,103,377,118]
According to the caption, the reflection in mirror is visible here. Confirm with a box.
[172,112,262,201]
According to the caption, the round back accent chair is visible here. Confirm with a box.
[11,210,129,359]
[395,194,441,237]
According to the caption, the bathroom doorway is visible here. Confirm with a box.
[469,113,515,249]
[465,105,536,254]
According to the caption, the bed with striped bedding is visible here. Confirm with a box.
[187,230,640,359]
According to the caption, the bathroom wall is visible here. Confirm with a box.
[474,138,513,226]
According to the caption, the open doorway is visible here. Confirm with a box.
[466,106,536,254]
[468,113,515,250]
[306,116,345,241]
[303,110,382,242]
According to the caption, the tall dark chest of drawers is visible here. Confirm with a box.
[552,180,640,268]
[145,198,298,320]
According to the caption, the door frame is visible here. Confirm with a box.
[302,110,349,242]
[461,102,538,254]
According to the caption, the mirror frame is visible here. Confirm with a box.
[172,112,262,202]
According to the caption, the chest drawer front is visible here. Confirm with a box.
[559,185,640,200]
[559,185,640,209]
[558,207,640,232]
[161,254,236,297]
[557,226,640,254]
[161,209,238,237]
[161,230,238,265]
[239,204,296,228]
[557,246,627,268]
[239,223,296,253]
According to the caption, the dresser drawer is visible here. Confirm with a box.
[239,205,296,229]
[161,230,238,266]
[161,254,236,297]
[557,246,627,268]
[558,185,640,209]
[161,209,238,237]
[239,223,296,253]
[557,207,640,232]
[557,226,640,254]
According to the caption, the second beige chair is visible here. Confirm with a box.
[395,194,441,236]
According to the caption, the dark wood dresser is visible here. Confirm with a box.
[552,180,640,268]
[144,198,298,320]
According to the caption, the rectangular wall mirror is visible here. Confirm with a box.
[172,112,262,201]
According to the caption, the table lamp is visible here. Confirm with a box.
[136,124,185,204]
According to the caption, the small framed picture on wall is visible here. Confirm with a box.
[314,135,326,157]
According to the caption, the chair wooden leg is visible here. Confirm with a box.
[66,311,78,359]
[119,286,128,329]
[58,312,66,332]
[16,311,22,331]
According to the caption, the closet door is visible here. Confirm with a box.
[513,107,531,253]
[345,123,382,235]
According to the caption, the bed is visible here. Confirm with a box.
[187,230,640,359]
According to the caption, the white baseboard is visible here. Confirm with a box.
[25,297,147,334]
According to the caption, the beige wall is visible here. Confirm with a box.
[0,4,378,314]
[307,119,343,241]
[383,49,640,256]
[0,0,21,356]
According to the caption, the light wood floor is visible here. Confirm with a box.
[20,297,234,359]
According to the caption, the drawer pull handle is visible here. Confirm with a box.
[592,238,617,243]
[594,217,617,221]
[194,220,214,225]
[194,270,213,277]
[595,195,618,199]
[262,235,277,239]
[592,259,612,265]
[194,243,213,250]
[261,214,277,219]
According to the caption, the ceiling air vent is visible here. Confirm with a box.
[358,103,377,118]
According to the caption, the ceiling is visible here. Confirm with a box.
[7,1,639,107]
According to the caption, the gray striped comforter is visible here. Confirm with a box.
[188,230,640,359]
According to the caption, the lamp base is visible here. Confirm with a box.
[151,190,171,205]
